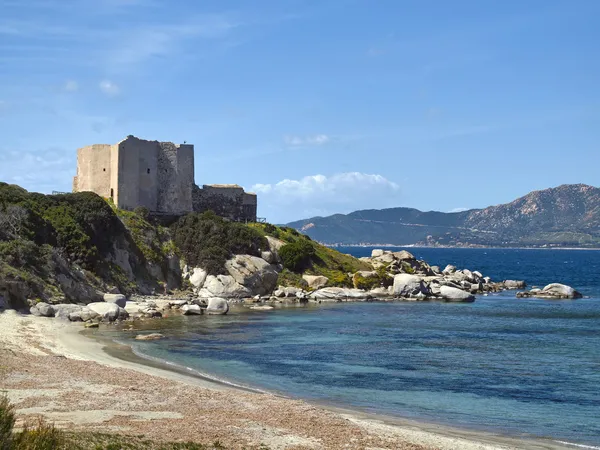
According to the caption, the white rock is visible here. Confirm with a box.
[53,304,82,319]
[371,249,385,258]
[103,293,126,308]
[261,251,277,264]
[34,302,55,317]
[182,304,203,315]
[310,287,370,301]
[206,297,229,315]
[87,302,120,322]
[442,265,456,275]
[368,287,392,297]
[392,250,415,260]
[250,305,274,310]
[540,283,582,299]
[225,254,279,296]
[135,333,165,340]
[302,275,328,289]
[440,286,475,302]
[392,274,429,297]
[266,236,286,252]
[80,307,99,322]
[190,268,208,290]
[199,275,251,298]
[125,301,142,315]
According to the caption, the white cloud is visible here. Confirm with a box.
[63,80,79,92]
[99,80,120,96]
[283,134,330,146]
[106,15,238,70]
[252,172,401,223]
[0,147,74,193]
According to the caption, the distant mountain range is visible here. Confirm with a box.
[286,184,600,248]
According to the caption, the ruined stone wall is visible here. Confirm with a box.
[156,142,194,214]
[192,184,257,222]
[73,144,112,197]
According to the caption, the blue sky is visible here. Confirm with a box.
[0,0,598,223]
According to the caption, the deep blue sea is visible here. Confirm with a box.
[102,248,600,447]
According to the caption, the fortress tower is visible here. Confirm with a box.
[73,135,257,221]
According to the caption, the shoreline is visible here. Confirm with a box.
[97,322,593,450]
[328,244,600,251]
[0,310,589,449]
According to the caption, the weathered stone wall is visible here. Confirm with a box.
[156,142,194,214]
[192,184,257,222]
[73,144,112,198]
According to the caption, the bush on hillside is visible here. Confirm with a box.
[171,211,267,275]
[0,240,51,271]
[279,240,316,273]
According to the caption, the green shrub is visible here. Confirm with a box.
[0,240,50,271]
[279,240,316,273]
[11,420,65,450]
[171,211,267,275]
[354,274,379,290]
[0,395,15,449]
[134,206,150,220]
[0,395,65,450]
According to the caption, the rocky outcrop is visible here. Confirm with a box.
[103,293,127,308]
[439,286,475,302]
[87,302,127,322]
[182,304,203,315]
[309,287,370,301]
[302,275,328,289]
[189,268,208,291]
[392,274,430,298]
[198,275,251,298]
[225,255,279,296]
[205,297,229,315]
[517,283,583,299]
[503,280,527,289]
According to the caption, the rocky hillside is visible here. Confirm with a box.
[0,183,181,309]
[286,184,600,248]
[0,183,373,311]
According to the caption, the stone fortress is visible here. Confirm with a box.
[73,135,257,222]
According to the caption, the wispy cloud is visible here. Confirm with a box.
[283,134,330,146]
[62,80,79,92]
[252,172,401,222]
[103,14,240,73]
[0,146,74,193]
[99,80,120,96]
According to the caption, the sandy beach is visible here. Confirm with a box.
[0,310,577,450]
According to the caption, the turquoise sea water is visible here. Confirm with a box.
[101,249,600,447]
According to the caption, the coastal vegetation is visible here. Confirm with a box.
[249,223,371,288]
[0,183,376,305]
[171,211,267,275]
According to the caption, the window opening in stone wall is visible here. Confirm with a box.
[103,168,106,172]
[147,168,150,174]
[110,188,114,198]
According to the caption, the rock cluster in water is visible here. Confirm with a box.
[516,283,583,299]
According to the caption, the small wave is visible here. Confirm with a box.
[120,340,271,395]
[554,441,600,449]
